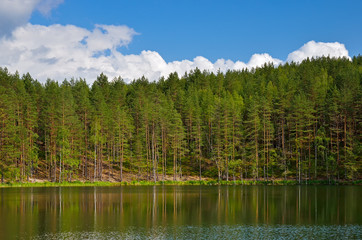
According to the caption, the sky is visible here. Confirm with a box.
[0,0,361,83]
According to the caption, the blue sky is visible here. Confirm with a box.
[0,0,360,82]
[29,0,362,62]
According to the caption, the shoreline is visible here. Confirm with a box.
[1,179,361,188]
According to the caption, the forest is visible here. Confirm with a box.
[0,56,361,183]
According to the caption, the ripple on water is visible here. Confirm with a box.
[32,225,362,240]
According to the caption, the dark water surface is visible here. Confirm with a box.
[0,185,361,239]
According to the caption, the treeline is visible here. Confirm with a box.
[0,57,361,183]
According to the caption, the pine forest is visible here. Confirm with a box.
[0,57,361,183]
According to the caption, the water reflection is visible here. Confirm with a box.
[32,225,362,240]
[0,186,361,239]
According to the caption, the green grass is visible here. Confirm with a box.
[0,181,122,188]
[0,179,360,188]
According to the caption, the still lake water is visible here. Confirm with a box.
[0,185,361,239]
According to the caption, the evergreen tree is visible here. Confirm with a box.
[0,57,361,182]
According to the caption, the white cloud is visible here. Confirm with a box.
[248,53,283,68]
[0,23,284,83]
[36,0,63,16]
[0,23,351,84]
[0,0,63,36]
[0,1,352,84]
[0,24,137,83]
[287,40,350,63]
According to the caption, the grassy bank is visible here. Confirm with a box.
[1,179,361,188]
[0,181,120,188]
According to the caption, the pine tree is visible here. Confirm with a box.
[245,96,261,179]
[72,78,92,179]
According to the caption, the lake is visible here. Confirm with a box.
[0,185,361,239]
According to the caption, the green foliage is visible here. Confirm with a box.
[0,56,361,183]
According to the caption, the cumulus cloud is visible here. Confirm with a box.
[287,40,350,63]
[0,24,137,83]
[0,1,352,83]
[0,22,351,83]
[0,0,63,36]
[0,23,285,83]
[36,0,64,16]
